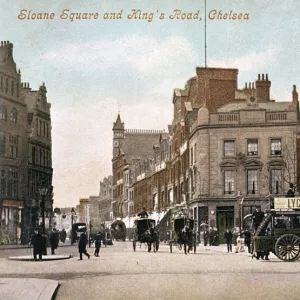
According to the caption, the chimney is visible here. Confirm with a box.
[292,85,298,105]
[255,73,271,101]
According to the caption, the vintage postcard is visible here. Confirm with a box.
[0,1,300,299]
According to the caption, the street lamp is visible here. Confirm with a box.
[236,193,244,233]
[71,207,76,227]
[38,182,48,234]
[70,207,76,245]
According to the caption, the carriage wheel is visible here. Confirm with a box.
[275,234,300,261]
[133,241,136,252]
[169,242,172,253]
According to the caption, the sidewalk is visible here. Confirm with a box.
[0,278,59,300]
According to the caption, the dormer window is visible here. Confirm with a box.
[247,139,258,156]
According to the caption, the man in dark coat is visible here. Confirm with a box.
[224,229,233,252]
[31,229,45,261]
[78,232,90,260]
[252,207,265,231]
[242,228,252,253]
[94,232,102,257]
[50,229,59,255]
[137,207,148,218]
[203,230,208,246]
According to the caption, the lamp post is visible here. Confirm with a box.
[38,182,48,234]
[71,207,76,245]
[71,207,76,227]
[236,193,244,233]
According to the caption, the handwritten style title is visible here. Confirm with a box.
[17,9,250,22]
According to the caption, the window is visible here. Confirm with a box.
[271,139,282,156]
[270,169,282,194]
[194,143,197,163]
[0,105,6,120]
[0,178,6,196]
[247,170,258,194]
[0,132,5,153]
[224,140,235,157]
[224,170,235,194]
[0,77,3,92]
[10,107,17,122]
[190,147,193,165]
[247,139,258,156]
[5,78,8,93]
[32,146,36,164]
[11,80,14,96]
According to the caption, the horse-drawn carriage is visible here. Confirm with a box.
[169,215,197,254]
[132,217,159,252]
[252,209,300,261]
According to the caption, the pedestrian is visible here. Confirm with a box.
[31,229,45,261]
[235,234,244,253]
[137,207,148,218]
[242,228,252,253]
[78,231,90,260]
[252,207,265,232]
[94,231,102,257]
[50,228,59,255]
[203,230,208,246]
[224,229,233,252]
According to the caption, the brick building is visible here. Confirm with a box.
[110,66,300,244]
[112,114,164,220]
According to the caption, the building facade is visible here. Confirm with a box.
[0,40,53,244]
[109,67,300,244]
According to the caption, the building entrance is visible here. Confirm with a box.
[216,206,234,244]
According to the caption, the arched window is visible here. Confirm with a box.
[11,80,14,96]
[10,107,17,122]
[0,105,7,120]
[0,77,3,92]
[16,82,19,98]
[5,78,8,93]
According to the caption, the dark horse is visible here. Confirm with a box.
[144,227,159,252]
[178,228,194,254]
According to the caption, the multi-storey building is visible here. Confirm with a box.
[99,176,113,223]
[0,40,53,243]
[112,114,164,220]
[22,81,53,241]
[111,66,300,244]
[188,71,300,241]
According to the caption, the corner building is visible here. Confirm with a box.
[0,41,53,243]
[186,68,300,242]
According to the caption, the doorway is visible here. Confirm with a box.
[216,206,234,244]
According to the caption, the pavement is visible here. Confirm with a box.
[0,278,59,300]
[1,250,71,300]
[0,243,273,300]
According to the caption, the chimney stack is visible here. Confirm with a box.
[255,73,271,102]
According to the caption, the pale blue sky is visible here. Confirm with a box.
[1,0,299,207]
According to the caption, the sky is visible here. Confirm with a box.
[1,0,299,207]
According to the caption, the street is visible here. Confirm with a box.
[1,242,300,300]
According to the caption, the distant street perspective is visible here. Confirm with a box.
[1,241,300,300]
[1,1,300,299]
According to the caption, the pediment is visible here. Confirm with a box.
[267,158,285,168]
[220,159,238,169]
[244,159,263,169]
